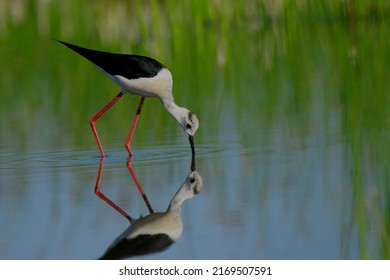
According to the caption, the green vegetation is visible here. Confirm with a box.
[0,0,389,259]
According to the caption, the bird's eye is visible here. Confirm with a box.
[186,123,192,129]
[190,178,195,183]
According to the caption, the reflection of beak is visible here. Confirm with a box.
[189,135,196,171]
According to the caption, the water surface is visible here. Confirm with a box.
[1,1,390,259]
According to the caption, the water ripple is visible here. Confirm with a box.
[0,144,220,169]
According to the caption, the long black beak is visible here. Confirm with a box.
[189,135,196,171]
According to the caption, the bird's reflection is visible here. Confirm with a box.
[95,157,202,260]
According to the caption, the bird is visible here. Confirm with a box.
[56,40,199,159]
[99,170,203,260]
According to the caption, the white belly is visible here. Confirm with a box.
[100,67,173,99]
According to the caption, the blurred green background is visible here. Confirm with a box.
[0,0,390,259]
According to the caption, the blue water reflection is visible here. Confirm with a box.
[0,130,356,259]
[97,158,202,260]
[1,3,389,259]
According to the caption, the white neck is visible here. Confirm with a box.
[161,96,187,126]
[167,184,194,213]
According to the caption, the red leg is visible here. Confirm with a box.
[89,92,124,158]
[125,97,145,157]
[94,159,134,223]
[126,158,154,214]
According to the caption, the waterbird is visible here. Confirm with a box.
[57,40,199,158]
[99,170,203,260]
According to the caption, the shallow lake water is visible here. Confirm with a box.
[1,1,390,259]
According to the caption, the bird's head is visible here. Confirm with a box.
[181,110,199,137]
[185,171,203,196]
[161,98,199,157]
[168,170,203,212]
[180,110,198,161]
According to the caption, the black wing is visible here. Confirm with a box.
[57,40,165,80]
[99,234,174,260]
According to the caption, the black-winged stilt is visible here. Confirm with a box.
[57,40,199,158]
[98,169,203,260]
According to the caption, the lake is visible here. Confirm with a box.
[0,0,389,259]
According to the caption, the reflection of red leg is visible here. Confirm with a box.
[126,158,154,214]
[94,159,134,223]
[125,97,145,157]
[89,92,124,158]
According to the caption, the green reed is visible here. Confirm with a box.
[0,0,389,259]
